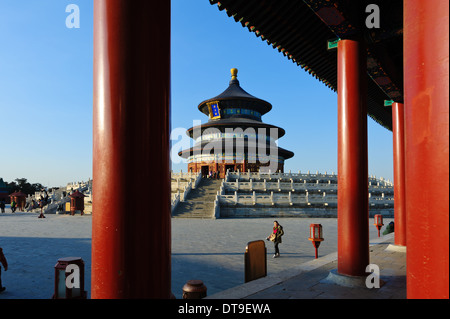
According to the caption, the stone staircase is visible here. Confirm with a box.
[172,178,223,218]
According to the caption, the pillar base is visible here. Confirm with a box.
[385,244,406,253]
[320,269,385,288]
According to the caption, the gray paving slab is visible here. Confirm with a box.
[0,208,397,299]
[207,233,406,299]
[171,217,395,298]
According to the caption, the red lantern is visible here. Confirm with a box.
[374,214,384,237]
[308,224,324,258]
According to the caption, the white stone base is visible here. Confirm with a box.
[320,269,385,288]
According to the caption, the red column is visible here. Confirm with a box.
[404,0,449,299]
[392,102,406,246]
[337,39,369,277]
[92,0,171,298]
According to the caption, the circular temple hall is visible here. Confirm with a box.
[179,68,294,178]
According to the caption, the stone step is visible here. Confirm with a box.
[172,178,223,219]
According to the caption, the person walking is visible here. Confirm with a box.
[0,247,8,292]
[266,220,284,258]
[38,199,45,218]
[0,200,5,213]
[10,200,16,213]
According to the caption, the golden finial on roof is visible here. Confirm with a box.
[230,68,238,81]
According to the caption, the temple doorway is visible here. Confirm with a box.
[201,166,209,178]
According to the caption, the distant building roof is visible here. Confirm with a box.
[69,190,86,198]
[9,191,26,198]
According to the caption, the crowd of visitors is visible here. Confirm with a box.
[206,170,220,179]
[0,189,52,217]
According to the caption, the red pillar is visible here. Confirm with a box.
[337,39,369,277]
[392,102,406,246]
[92,0,171,298]
[404,0,449,299]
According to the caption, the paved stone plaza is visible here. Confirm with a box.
[0,209,393,299]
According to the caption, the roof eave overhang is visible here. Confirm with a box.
[209,0,404,131]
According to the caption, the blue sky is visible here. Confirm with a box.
[0,1,393,187]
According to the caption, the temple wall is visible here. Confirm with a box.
[219,207,394,218]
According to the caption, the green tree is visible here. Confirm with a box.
[6,178,45,196]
